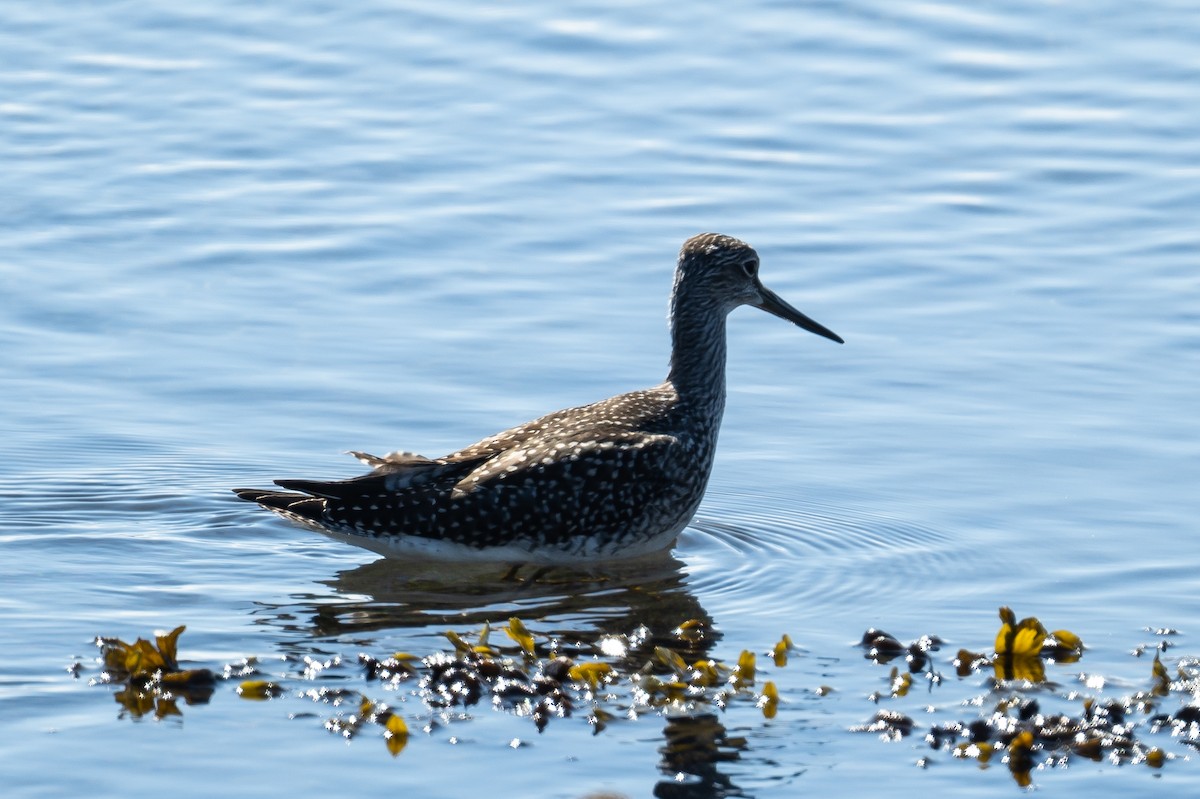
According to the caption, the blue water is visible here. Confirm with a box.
[3,1,1199,796]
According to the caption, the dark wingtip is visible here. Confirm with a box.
[273,478,341,499]
[233,486,326,518]
[233,487,270,501]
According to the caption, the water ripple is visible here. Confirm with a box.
[681,489,964,617]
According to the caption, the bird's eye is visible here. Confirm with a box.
[741,259,759,278]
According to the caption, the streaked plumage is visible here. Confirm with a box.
[234,233,842,562]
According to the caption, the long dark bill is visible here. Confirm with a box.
[754,284,844,344]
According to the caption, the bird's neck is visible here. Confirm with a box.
[666,294,728,417]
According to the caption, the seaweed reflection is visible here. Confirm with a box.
[655,712,746,798]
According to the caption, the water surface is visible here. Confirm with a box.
[3,1,1199,796]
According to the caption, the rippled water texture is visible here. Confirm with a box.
[3,1,1199,796]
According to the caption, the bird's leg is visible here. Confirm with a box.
[500,562,528,581]
[518,566,553,587]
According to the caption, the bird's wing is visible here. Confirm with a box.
[449,430,678,499]
[272,450,487,499]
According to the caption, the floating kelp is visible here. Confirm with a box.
[82,608,1199,786]
[861,628,944,673]
[504,617,537,658]
[320,694,411,756]
[236,679,284,700]
[84,615,805,763]
[772,634,794,668]
[850,709,915,741]
[858,606,1194,787]
[92,625,216,719]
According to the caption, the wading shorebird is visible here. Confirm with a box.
[234,233,842,562]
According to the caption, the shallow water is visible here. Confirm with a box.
[3,1,1199,795]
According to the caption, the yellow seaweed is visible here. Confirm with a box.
[689,659,723,688]
[1152,653,1171,696]
[444,630,473,656]
[889,666,912,697]
[237,680,283,700]
[568,661,614,690]
[383,712,409,756]
[1006,730,1035,788]
[759,681,779,719]
[154,626,185,669]
[995,609,1046,657]
[1049,629,1082,653]
[674,619,710,643]
[772,634,793,668]
[732,650,756,689]
[504,617,537,658]
[653,646,690,678]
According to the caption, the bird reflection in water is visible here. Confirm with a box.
[247,554,766,796]
[255,552,715,657]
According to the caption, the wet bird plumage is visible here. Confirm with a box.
[234,233,842,562]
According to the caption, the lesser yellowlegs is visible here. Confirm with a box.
[234,233,842,561]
